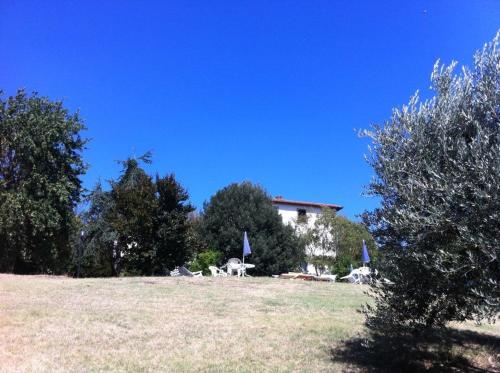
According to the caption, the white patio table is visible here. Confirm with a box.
[227,263,255,277]
[240,263,255,277]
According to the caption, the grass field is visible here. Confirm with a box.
[1,274,499,372]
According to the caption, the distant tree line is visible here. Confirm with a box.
[0,89,374,277]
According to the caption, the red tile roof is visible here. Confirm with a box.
[272,197,343,211]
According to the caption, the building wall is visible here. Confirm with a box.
[273,203,323,228]
[273,202,336,274]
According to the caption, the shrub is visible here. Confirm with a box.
[189,249,223,275]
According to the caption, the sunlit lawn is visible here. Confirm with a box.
[1,275,498,372]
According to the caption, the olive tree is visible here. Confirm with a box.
[363,33,500,332]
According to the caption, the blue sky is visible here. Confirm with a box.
[1,1,499,219]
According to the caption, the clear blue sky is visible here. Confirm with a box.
[1,1,499,219]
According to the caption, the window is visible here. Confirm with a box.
[297,208,308,224]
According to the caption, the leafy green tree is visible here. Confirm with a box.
[334,215,377,272]
[79,155,194,276]
[363,34,500,332]
[301,208,341,259]
[186,212,209,257]
[108,156,157,275]
[296,208,341,275]
[153,173,194,274]
[300,208,376,276]
[199,182,304,275]
[0,90,87,273]
[74,182,118,277]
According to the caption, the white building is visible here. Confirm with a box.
[272,196,343,274]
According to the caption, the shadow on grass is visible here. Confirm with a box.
[331,327,500,372]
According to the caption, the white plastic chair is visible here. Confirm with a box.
[209,266,227,277]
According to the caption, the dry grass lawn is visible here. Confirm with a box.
[1,274,498,372]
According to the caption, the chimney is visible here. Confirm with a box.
[275,195,283,200]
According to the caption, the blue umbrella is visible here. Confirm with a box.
[242,231,252,263]
[361,240,370,265]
